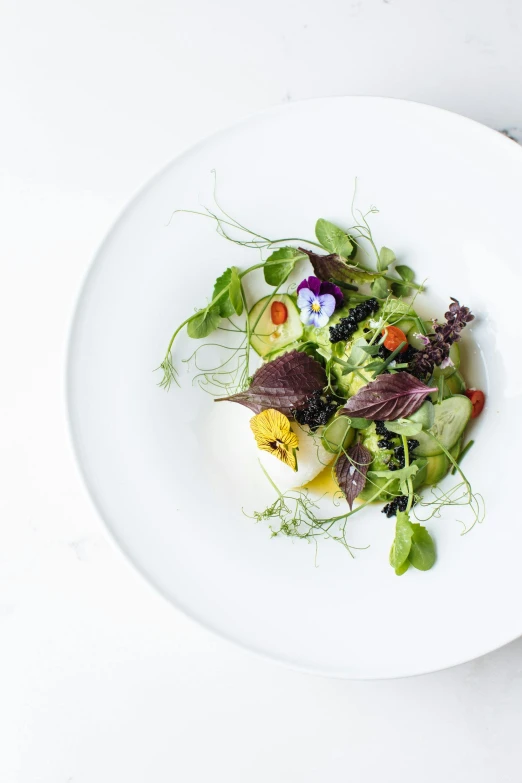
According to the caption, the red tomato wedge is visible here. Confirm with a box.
[382,325,408,353]
[271,301,288,325]
[465,389,485,418]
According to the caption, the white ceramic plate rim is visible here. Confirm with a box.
[66,96,522,679]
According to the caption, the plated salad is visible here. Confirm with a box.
[158,191,484,575]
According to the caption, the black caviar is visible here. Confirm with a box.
[374,420,389,437]
[378,343,418,369]
[382,495,417,518]
[293,390,338,430]
[329,298,379,343]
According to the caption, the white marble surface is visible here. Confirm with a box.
[2,0,522,780]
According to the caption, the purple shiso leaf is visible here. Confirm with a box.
[215,350,327,416]
[336,442,373,509]
[298,248,379,284]
[341,373,434,421]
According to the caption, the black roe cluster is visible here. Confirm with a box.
[377,343,418,370]
[293,391,338,430]
[329,298,379,343]
[382,495,414,518]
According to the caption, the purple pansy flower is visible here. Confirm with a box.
[296,281,337,329]
[297,276,344,309]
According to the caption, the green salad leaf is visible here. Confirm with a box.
[212,268,235,318]
[229,267,243,316]
[391,282,412,298]
[315,219,355,259]
[264,246,307,286]
[389,511,436,575]
[371,277,389,299]
[408,523,436,571]
[389,511,415,570]
[187,306,222,339]
[384,418,423,437]
[396,264,415,282]
[378,246,396,272]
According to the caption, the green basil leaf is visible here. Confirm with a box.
[229,267,243,316]
[395,264,415,283]
[315,219,355,258]
[378,246,396,272]
[212,268,235,318]
[395,559,410,576]
[389,511,414,570]
[391,282,411,298]
[408,524,436,571]
[264,247,306,287]
[187,306,222,339]
[371,277,389,299]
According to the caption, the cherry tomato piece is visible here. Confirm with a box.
[465,389,485,418]
[271,301,288,325]
[382,325,408,353]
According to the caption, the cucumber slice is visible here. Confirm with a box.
[394,318,416,335]
[444,370,466,396]
[321,416,355,454]
[248,295,303,357]
[413,395,472,457]
[408,400,435,430]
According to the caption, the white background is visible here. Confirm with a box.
[2,1,522,781]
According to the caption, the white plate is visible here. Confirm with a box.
[67,97,522,679]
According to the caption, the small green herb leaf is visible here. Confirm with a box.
[229,267,243,316]
[264,247,306,286]
[373,465,418,497]
[187,306,222,339]
[212,268,235,318]
[371,277,389,299]
[347,417,373,429]
[396,264,415,283]
[408,523,436,571]
[384,418,423,437]
[315,219,355,258]
[359,344,381,355]
[389,511,414,570]
[395,559,410,576]
[391,282,411,298]
[378,246,396,272]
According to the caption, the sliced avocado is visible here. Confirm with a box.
[424,453,449,485]
[248,294,303,357]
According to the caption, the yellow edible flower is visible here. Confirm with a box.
[250,408,299,471]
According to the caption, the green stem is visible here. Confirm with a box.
[323,478,397,524]
[402,435,414,512]
[373,341,407,376]
[451,440,475,475]
[259,460,284,498]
